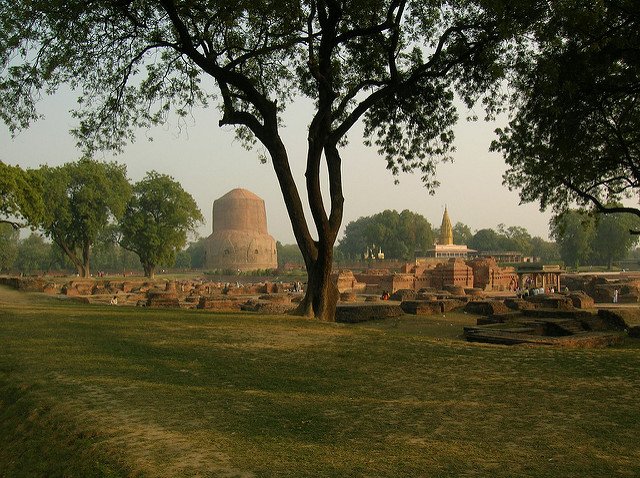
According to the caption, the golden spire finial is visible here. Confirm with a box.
[439,206,453,245]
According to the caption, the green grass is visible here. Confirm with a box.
[1,286,640,477]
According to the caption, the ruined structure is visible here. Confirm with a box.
[204,188,278,271]
[467,257,518,291]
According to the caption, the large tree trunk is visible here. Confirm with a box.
[56,238,90,278]
[81,240,91,278]
[298,244,339,321]
[143,263,155,279]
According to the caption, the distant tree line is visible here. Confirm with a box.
[4,159,638,275]
[0,159,203,278]
[335,209,561,263]
[334,208,640,268]
[551,208,640,270]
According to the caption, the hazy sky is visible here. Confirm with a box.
[0,90,553,244]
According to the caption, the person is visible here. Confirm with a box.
[613,289,619,303]
[110,295,118,305]
[381,291,390,300]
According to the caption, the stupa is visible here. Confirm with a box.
[204,188,278,271]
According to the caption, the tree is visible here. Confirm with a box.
[0,161,43,229]
[185,238,207,269]
[91,224,141,273]
[14,233,51,274]
[0,1,540,320]
[0,223,19,271]
[338,209,434,260]
[530,236,560,263]
[277,242,305,269]
[174,250,192,269]
[452,222,473,245]
[119,172,203,278]
[494,1,640,229]
[31,158,131,278]
[468,228,501,253]
[497,224,533,256]
[550,210,595,269]
[592,212,640,269]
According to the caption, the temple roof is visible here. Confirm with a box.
[438,206,453,245]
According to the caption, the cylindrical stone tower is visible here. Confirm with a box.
[205,188,278,271]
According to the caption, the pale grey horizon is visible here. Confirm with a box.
[0,91,553,245]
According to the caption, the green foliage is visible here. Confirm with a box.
[468,228,502,252]
[551,208,640,269]
[550,210,596,269]
[0,161,44,227]
[468,225,549,258]
[0,223,19,270]
[452,222,473,245]
[592,212,640,269]
[119,171,203,278]
[496,224,534,256]
[276,241,304,268]
[14,233,52,273]
[29,158,131,277]
[495,0,640,222]
[174,250,192,269]
[91,224,140,273]
[530,236,560,263]
[338,210,434,260]
[185,237,207,269]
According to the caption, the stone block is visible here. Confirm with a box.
[504,298,536,311]
[443,285,466,296]
[464,300,510,316]
[597,309,633,330]
[569,292,595,309]
[401,300,442,315]
[197,297,241,311]
[526,294,574,310]
[390,289,416,301]
[335,303,404,323]
[340,292,357,303]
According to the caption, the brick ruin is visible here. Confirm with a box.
[336,256,518,294]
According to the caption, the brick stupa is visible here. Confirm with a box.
[204,188,277,271]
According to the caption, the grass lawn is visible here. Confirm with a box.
[1,285,639,477]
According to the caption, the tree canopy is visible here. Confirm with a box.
[0,161,43,228]
[0,0,542,320]
[452,222,473,245]
[592,212,640,268]
[550,208,640,269]
[338,209,434,260]
[494,0,640,227]
[119,171,203,278]
[0,223,18,271]
[13,233,57,274]
[33,158,131,278]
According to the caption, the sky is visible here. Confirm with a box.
[0,89,554,245]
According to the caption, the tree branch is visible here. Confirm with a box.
[563,179,640,234]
